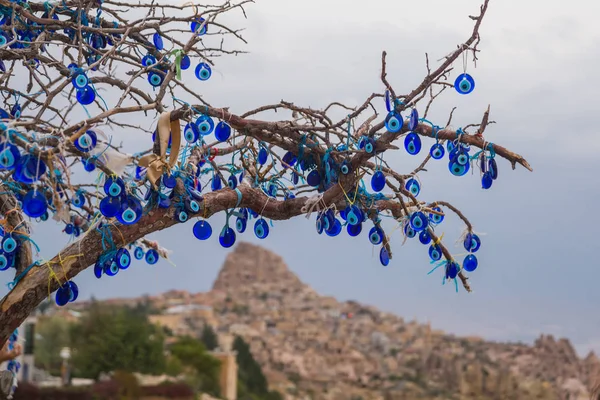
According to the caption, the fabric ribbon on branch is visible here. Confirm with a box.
[139,112,181,190]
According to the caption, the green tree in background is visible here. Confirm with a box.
[200,325,219,351]
[233,336,283,400]
[69,303,166,380]
[169,336,221,397]
[34,316,72,376]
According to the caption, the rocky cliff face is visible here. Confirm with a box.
[206,242,600,400]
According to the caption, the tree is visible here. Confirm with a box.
[33,315,72,375]
[0,0,531,347]
[200,325,219,351]
[168,336,221,397]
[233,335,282,400]
[69,303,166,379]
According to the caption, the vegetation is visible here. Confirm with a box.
[168,336,222,397]
[200,324,219,351]
[69,303,166,379]
[233,336,283,400]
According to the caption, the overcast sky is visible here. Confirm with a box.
[3,0,600,355]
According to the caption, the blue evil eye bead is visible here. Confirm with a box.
[236,217,247,233]
[0,143,20,170]
[454,73,475,95]
[116,248,131,269]
[384,111,403,133]
[379,247,390,266]
[191,17,207,35]
[2,234,18,254]
[104,177,125,197]
[153,32,163,50]
[488,158,498,180]
[117,196,143,225]
[68,281,79,302]
[71,192,85,208]
[408,108,419,131]
[55,283,71,307]
[74,129,98,152]
[99,196,122,218]
[291,171,299,185]
[482,171,493,189]
[307,170,321,187]
[405,178,420,197]
[176,210,188,223]
[446,261,460,280]
[211,176,222,191]
[148,71,164,87]
[282,151,297,168]
[14,155,47,183]
[447,140,455,153]
[195,62,212,81]
[453,149,470,166]
[65,224,74,235]
[384,90,392,112]
[0,60,5,73]
[254,218,269,239]
[82,158,96,172]
[0,253,13,271]
[429,206,444,224]
[448,160,470,177]
[215,121,231,142]
[141,54,156,67]
[364,138,375,154]
[464,232,481,253]
[180,54,191,70]
[219,227,236,248]
[430,143,445,160]
[72,71,88,89]
[183,122,200,143]
[409,212,428,232]
[404,132,421,155]
[193,220,212,240]
[239,171,245,183]
[134,246,144,260]
[10,103,21,119]
[403,222,416,238]
[145,249,159,265]
[347,222,362,237]
[22,190,47,218]
[325,218,342,237]
[368,227,384,245]
[346,207,360,226]
[463,254,478,272]
[163,174,177,188]
[196,115,215,135]
[135,166,146,180]
[266,182,277,197]
[76,85,96,105]
[315,215,324,234]
[429,244,442,261]
[94,259,104,278]
[419,230,431,245]
[371,171,386,192]
[340,160,351,175]
[185,199,200,213]
[257,147,268,165]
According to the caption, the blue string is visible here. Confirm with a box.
[14,234,41,253]
[7,261,39,290]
